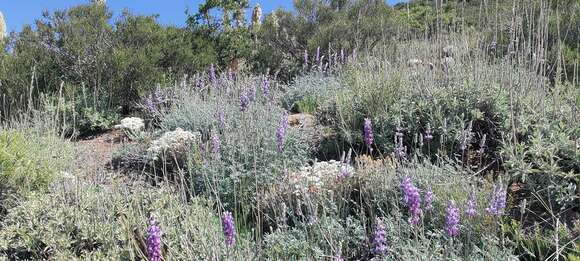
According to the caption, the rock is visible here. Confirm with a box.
[288,113,315,127]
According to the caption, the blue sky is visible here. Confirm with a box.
[1,1,405,33]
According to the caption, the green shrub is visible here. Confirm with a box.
[501,83,579,227]
[503,219,580,260]
[313,46,519,165]
[39,91,120,137]
[282,74,345,113]
[0,183,255,260]
[0,130,72,194]
[264,215,366,260]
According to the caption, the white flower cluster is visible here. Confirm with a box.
[288,160,355,195]
[115,117,145,132]
[147,128,199,159]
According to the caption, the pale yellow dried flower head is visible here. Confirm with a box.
[252,4,262,28]
[0,11,6,41]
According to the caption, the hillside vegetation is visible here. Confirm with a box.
[0,0,578,260]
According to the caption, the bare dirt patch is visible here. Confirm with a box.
[73,129,131,180]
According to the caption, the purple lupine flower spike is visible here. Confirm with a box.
[486,184,507,216]
[147,216,162,261]
[222,211,236,247]
[262,77,270,96]
[143,95,156,113]
[276,113,289,152]
[316,46,320,62]
[239,92,250,112]
[425,124,433,142]
[304,49,309,65]
[444,201,460,237]
[424,188,434,211]
[363,118,374,151]
[340,49,345,63]
[337,165,351,180]
[153,90,165,104]
[465,191,478,217]
[195,76,203,91]
[211,132,221,156]
[400,176,422,225]
[372,219,388,255]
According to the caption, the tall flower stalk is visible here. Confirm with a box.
[262,77,270,96]
[146,216,162,261]
[400,176,422,225]
[372,219,388,255]
[211,131,221,156]
[363,118,374,152]
[444,201,460,237]
[222,211,236,247]
[394,125,407,160]
[424,188,434,212]
[465,191,478,217]
[239,92,250,112]
[276,113,289,152]
[486,184,507,216]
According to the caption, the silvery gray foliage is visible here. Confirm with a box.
[158,75,313,207]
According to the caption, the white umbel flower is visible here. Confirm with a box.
[115,117,145,132]
[288,160,355,195]
[147,128,200,159]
